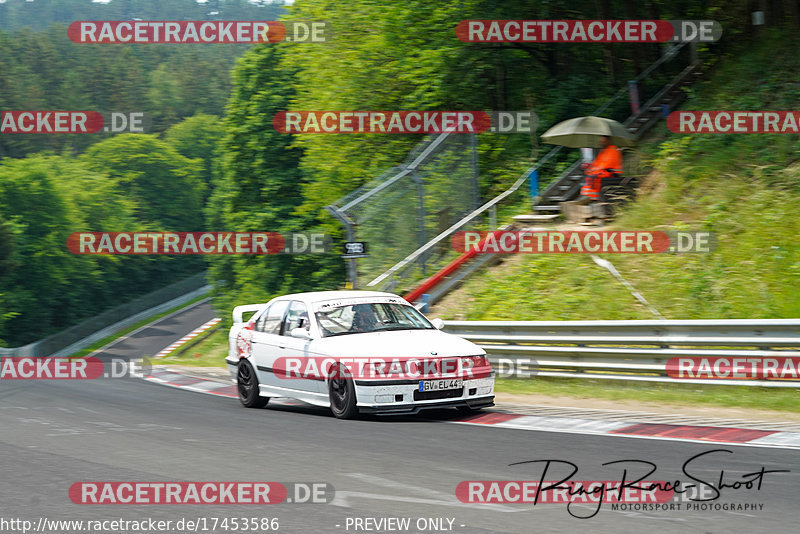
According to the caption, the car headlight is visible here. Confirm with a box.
[461,355,490,369]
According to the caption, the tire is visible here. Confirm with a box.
[237,360,268,408]
[328,367,358,419]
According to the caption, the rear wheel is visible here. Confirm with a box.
[237,360,268,408]
[329,367,358,419]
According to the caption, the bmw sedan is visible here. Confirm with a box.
[226,290,495,419]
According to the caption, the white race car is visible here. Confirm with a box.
[226,291,494,418]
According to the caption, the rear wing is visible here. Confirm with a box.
[232,303,267,324]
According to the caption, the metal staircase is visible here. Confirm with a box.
[370,43,715,304]
[534,61,706,213]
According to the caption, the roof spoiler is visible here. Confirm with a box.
[232,303,266,324]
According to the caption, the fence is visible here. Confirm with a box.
[444,319,800,387]
[0,271,209,357]
[368,42,701,295]
[326,131,479,289]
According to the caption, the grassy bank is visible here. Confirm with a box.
[497,377,800,413]
[158,328,229,367]
[435,31,800,321]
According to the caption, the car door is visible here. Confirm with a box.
[276,300,322,394]
[250,299,289,388]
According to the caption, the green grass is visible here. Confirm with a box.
[432,31,800,410]
[436,164,800,321]
[496,377,800,413]
[158,328,229,368]
[69,294,209,358]
[437,31,800,322]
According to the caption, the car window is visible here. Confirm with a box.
[282,301,309,335]
[255,305,271,332]
[256,300,289,335]
[315,302,433,337]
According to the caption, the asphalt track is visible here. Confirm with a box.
[1,303,798,533]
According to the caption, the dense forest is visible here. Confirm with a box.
[1,0,798,345]
[0,0,281,345]
[0,0,284,32]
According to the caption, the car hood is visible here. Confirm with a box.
[308,329,483,358]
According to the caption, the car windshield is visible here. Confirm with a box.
[315,302,434,337]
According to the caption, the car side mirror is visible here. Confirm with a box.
[290,327,313,340]
[431,318,445,330]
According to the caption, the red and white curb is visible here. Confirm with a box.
[153,317,221,359]
[145,367,238,397]
[143,367,800,450]
[144,367,308,407]
[454,411,800,450]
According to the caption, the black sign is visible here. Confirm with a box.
[343,242,368,256]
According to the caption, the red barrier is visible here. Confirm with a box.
[404,230,505,303]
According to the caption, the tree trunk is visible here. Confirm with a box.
[600,0,616,84]
[646,0,662,64]
[623,0,644,76]
[788,0,800,27]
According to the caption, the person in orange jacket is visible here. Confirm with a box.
[577,135,623,204]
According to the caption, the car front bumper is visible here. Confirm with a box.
[353,374,495,415]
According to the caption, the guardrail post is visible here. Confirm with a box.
[412,170,427,275]
[324,206,359,289]
[628,80,640,115]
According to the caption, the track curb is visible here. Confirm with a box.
[142,366,800,450]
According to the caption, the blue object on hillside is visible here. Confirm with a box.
[529,169,539,198]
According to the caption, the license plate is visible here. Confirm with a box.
[419,379,463,392]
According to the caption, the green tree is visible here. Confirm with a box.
[164,114,226,196]
[208,43,343,317]
[147,64,186,130]
[82,134,206,231]
[0,155,136,345]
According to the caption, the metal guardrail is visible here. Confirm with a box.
[0,272,209,357]
[443,319,800,387]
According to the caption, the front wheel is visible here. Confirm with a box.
[237,360,268,408]
[329,368,358,419]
